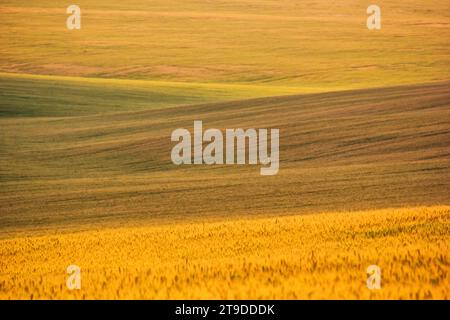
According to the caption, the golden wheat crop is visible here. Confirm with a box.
[0,206,448,299]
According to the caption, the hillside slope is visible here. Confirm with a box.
[1,80,449,236]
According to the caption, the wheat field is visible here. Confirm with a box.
[0,206,448,299]
[1,0,450,300]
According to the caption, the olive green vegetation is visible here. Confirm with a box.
[0,73,302,117]
[1,78,449,237]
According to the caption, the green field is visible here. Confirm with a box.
[1,76,449,237]
[0,73,303,117]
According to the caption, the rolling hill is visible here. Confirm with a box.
[1,77,449,237]
[1,0,449,300]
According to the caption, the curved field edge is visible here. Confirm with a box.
[0,72,306,117]
[0,206,448,299]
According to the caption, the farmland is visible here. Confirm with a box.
[0,0,449,300]
[1,0,450,91]
[1,206,448,299]
[1,79,449,237]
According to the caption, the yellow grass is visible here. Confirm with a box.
[1,0,450,92]
[0,206,448,299]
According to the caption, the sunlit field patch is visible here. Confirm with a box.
[1,206,448,299]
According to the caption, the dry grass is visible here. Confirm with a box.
[0,206,448,299]
[1,0,449,91]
